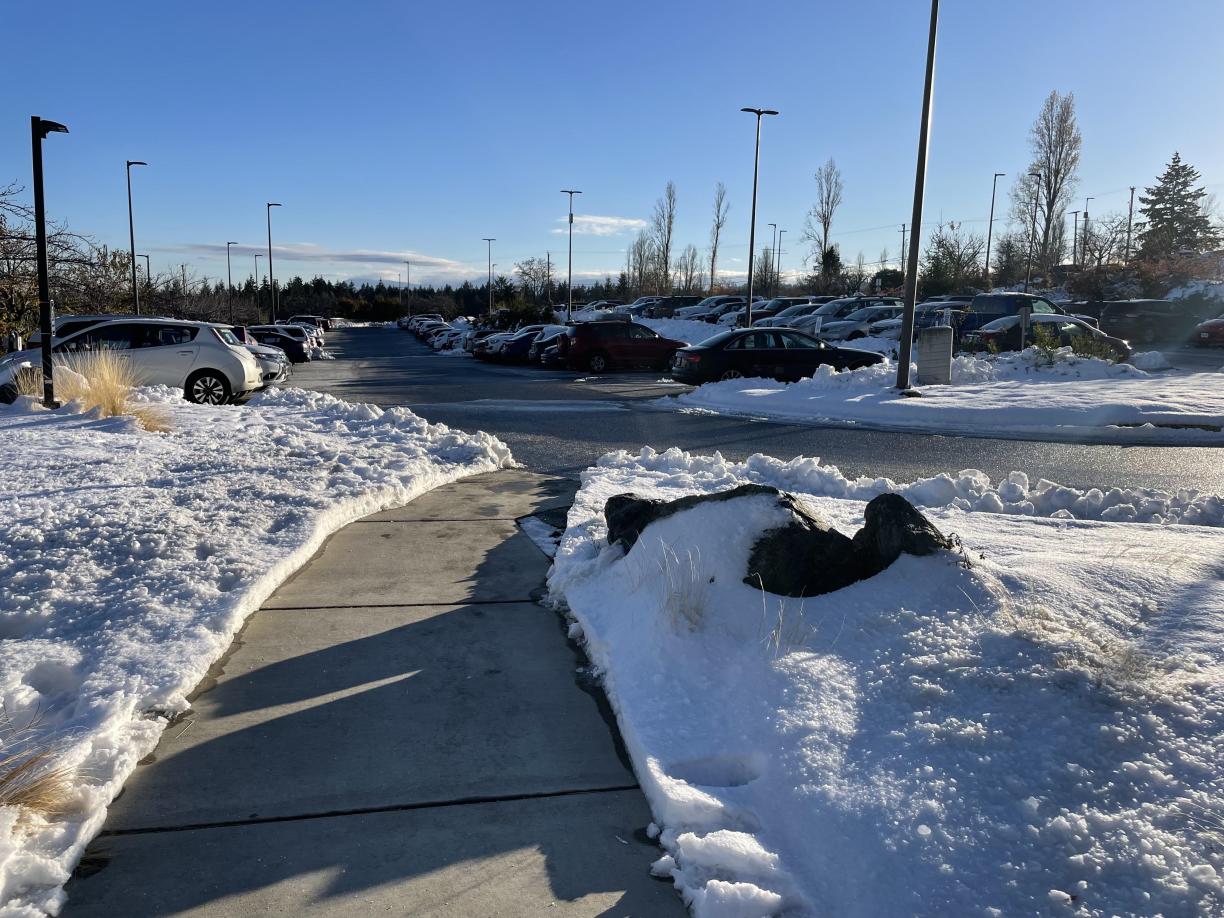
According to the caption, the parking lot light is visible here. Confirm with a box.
[226,242,239,325]
[483,238,496,314]
[267,203,282,321]
[984,172,1005,289]
[1023,172,1041,293]
[561,190,582,321]
[31,116,68,409]
[740,107,778,327]
[126,160,148,314]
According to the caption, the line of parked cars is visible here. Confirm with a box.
[0,313,331,405]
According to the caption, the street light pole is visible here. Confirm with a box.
[482,238,496,314]
[776,229,786,293]
[1082,197,1094,268]
[899,224,907,283]
[740,107,779,327]
[404,259,411,315]
[140,254,151,286]
[1070,211,1080,266]
[767,223,777,297]
[1125,186,1136,265]
[125,159,147,314]
[266,202,281,321]
[895,0,940,391]
[1023,171,1042,293]
[561,190,582,320]
[225,242,238,325]
[31,116,69,409]
[254,253,263,318]
[984,172,1005,289]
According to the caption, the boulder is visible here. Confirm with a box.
[852,493,953,575]
[745,500,864,597]
[605,484,781,552]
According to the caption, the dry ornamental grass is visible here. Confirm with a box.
[14,351,171,432]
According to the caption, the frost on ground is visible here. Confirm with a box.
[0,387,511,915]
[549,447,1224,917]
[671,346,1224,445]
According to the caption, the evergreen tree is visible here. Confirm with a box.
[1137,152,1221,261]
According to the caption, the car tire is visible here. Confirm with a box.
[588,352,611,373]
[185,370,233,405]
[719,369,744,381]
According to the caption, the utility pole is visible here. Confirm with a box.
[767,223,777,297]
[266,202,282,321]
[740,107,779,326]
[181,264,188,312]
[31,115,69,409]
[140,254,151,289]
[1023,172,1042,292]
[126,160,148,314]
[254,254,263,318]
[984,172,1005,289]
[546,251,553,305]
[895,0,939,391]
[1125,186,1135,265]
[225,242,238,325]
[561,190,582,320]
[1070,212,1079,266]
[1082,197,1094,268]
[776,229,786,294]
[404,259,411,315]
[482,238,495,314]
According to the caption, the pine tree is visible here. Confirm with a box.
[1136,152,1221,261]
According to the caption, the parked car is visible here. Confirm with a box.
[555,320,687,372]
[499,325,566,363]
[230,326,291,384]
[788,297,902,334]
[917,292,1076,339]
[289,313,331,332]
[615,296,666,317]
[249,327,311,363]
[644,295,706,318]
[259,323,318,349]
[721,296,828,327]
[0,318,263,404]
[1095,299,1201,345]
[1193,314,1224,346]
[528,325,571,363]
[963,314,1131,359]
[669,328,883,383]
[674,295,746,320]
[27,312,145,346]
[814,305,905,341]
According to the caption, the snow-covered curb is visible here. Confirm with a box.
[668,347,1224,445]
[0,387,512,915]
[548,447,1224,916]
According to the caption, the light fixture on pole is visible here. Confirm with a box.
[139,254,151,289]
[125,160,147,314]
[266,202,281,321]
[225,242,238,325]
[984,172,1005,289]
[31,116,69,409]
[894,0,940,391]
[1070,211,1080,266]
[740,107,779,326]
[561,190,582,320]
[482,238,496,314]
[776,229,786,293]
[1082,196,1094,266]
[1023,171,1042,293]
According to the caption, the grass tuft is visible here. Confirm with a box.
[0,713,73,818]
[13,352,170,432]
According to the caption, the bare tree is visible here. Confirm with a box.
[801,158,844,273]
[708,181,729,294]
[1010,90,1081,275]
[920,222,986,296]
[627,230,655,296]
[1080,212,1129,268]
[675,244,704,293]
[651,181,677,292]
[513,256,551,303]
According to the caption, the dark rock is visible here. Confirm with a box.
[605,484,781,552]
[745,502,863,597]
[852,493,953,575]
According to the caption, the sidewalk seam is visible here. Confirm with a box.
[261,598,539,611]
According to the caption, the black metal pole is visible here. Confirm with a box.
[31,116,67,408]
[1023,172,1041,292]
[267,203,281,322]
[126,160,146,314]
[561,190,581,321]
[226,242,237,325]
[895,0,940,391]
[254,254,263,318]
[740,108,777,327]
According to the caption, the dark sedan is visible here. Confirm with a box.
[963,314,1131,359]
[669,328,883,384]
[250,328,310,363]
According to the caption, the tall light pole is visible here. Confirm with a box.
[225,242,238,324]
[404,259,411,314]
[266,202,281,321]
[1082,196,1094,268]
[899,224,907,283]
[894,0,940,391]
[254,253,263,318]
[139,254,151,288]
[1023,171,1042,293]
[776,229,786,293]
[984,172,1005,289]
[32,116,69,409]
[561,190,582,320]
[482,238,496,314]
[1070,211,1080,266]
[1125,186,1135,265]
[125,160,147,314]
[740,107,778,326]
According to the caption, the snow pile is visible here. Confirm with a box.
[672,349,1224,445]
[1130,350,1173,371]
[549,447,1224,917]
[1168,280,1224,304]
[639,318,723,345]
[306,345,334,360]
[0,387,511,914]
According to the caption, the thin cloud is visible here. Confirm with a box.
[551,214,648,237]
[173,242,465,273]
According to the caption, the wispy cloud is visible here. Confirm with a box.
[173,242,466,273]
[551,214,648,237]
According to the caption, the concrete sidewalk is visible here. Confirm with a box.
[65,471,684,917]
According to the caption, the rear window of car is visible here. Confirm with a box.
[146,325,198,346]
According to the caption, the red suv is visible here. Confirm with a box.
[556,320,687,372]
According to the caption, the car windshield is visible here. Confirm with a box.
[813,299,855,315]
[776,302,817,317]
[213,328,242,346]
[843,307,886,321]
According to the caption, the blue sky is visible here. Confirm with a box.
[5,0,1222,289]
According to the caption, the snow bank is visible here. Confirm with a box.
[671,347,1224,445]
[549,448,1224,916]
[0,388,512,915]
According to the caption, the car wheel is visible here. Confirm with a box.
[186,370,232,405]
[588,352,611,373]
[719,369,744,381]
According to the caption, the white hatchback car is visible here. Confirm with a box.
[16,318,263,404]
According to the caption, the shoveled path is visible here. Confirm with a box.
[65,471,684,917]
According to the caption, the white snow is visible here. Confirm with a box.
[639,318,723,346]
[669,347,1224,445]
[548,446,1224,917]
[0,387,512,915]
